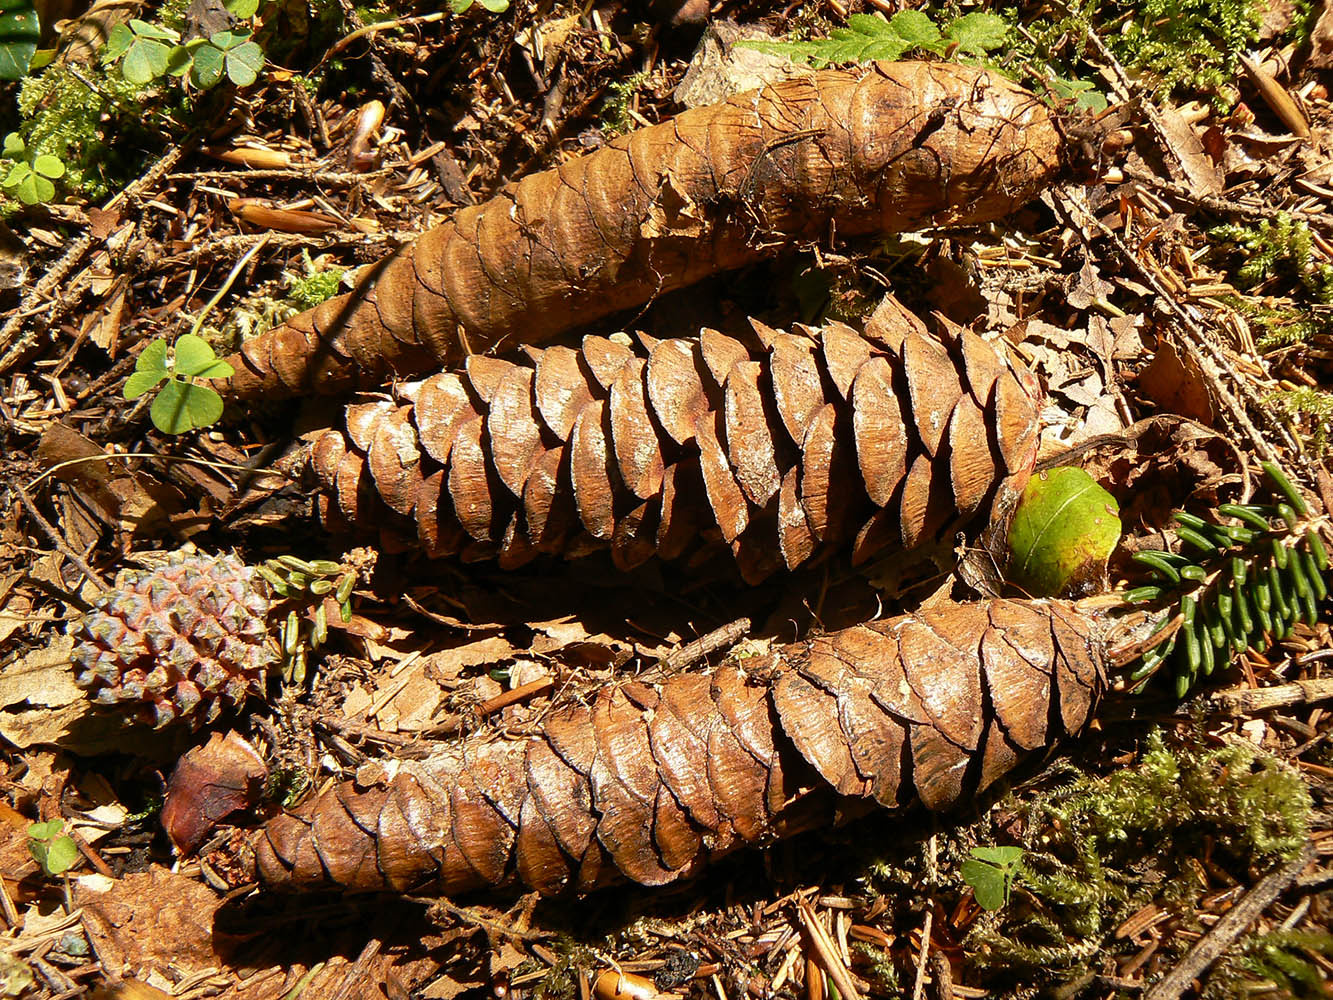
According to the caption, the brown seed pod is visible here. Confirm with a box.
[307,298,1041,581]
[251,597,1105,897]
[222,61,1062,400]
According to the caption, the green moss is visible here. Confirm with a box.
[600,71,648,138]
[964,732,1312,988]
[1265,387,1333,455]
[1213,929,1333,999]
[1211,213,1333,302]
[1114,0,1261,103]
[1006,0,1262,107]
[286,251,346,310]
[6,63,149,203]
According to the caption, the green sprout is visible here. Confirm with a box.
[2,133,64,204]
[27,819,78,877]
[123,334,234,434]
[961,846,1024,910]
[122,240,270,434]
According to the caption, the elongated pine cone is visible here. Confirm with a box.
[223,61,1060,399]
[70,552,276,728]
[309,298,1041,581]
[253,597,1104,897]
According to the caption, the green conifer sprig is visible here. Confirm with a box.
[256,555,356,685]
[1127,463,1329,697]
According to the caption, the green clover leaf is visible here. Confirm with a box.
[151,378,226,434]
[27,819,79,877]
[172,332,234,378]
[960,846,1024,910]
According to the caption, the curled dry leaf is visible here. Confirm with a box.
[222,61,1062,399]
[162,730,268,854]
[251,597,1105,897]
[309,298,1042,581]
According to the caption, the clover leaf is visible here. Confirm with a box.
[124,334,233,434]
[2,151,64,204]
[191,29,262,88]
[106,19,180,84]
[961,845,1024,910]
[27,819,79,878]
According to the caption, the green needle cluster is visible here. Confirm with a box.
[1128,463,1330,697]
[256,555,356,685]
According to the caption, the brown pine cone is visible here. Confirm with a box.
[252,597,1104,897]
[308,298,1042,581]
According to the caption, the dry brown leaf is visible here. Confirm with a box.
[75,868,221,982]
[162,731,267,854]
[36,424,181,534]
[1155,107,1225,195]
[1138,338,1217,424]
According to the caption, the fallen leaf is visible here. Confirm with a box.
[161,731,267,854]
[1155,107,1225,195]
[75,867,221,981]
[1138,337,1216,424]
[1008,467,1122,597]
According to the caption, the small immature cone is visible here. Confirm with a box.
[307,297,1042,581]
[224,61,1062,399]
[252,597,1106,897]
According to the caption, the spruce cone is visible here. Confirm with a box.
[309,298,1042,581]
[70,552,276,728]
[253,597,1105,897]
[223,61,1060,400]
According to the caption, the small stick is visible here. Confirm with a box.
[0,145,188,375]
[477,678,556,717]
[1142,843,1314,1000]
[11,481,108,593]
[1205,678,1333,715]
[662,618,751,672]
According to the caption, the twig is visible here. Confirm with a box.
[421,898,550,943]
[1142,843,1314,1000]
[1205,678,1333,715]
[0,145,188,376]
[662,617,752,671]
[477,677,555,716]
[912,832,938,1000]
[11,481,109,593]
[151,229,410,270]
[910,909,933,1000]
[165,167,393,185]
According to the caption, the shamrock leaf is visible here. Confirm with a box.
[172,332,234,378]
[27,819,79,877]
[961,846,1024,910]
[151,378,226,434]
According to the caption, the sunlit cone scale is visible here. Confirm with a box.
[222,61,1061,400]
[253,597,1105,896]
[307,299,1042,581]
